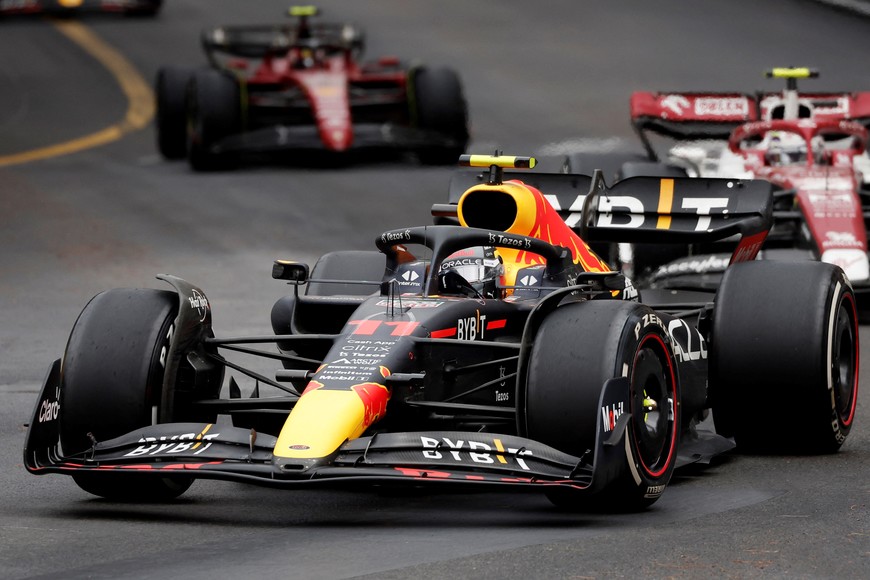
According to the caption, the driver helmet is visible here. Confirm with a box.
[764,131,807,166]
[438,247,503,298]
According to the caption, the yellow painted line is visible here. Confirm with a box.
[656,178,674,229]
[0,20,154,168]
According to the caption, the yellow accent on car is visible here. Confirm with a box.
[459,154,537,169]
[656,178,674,229]
[289,6,319,17]
[274,390,367,459]
[769,67,812,79]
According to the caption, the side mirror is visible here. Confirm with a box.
[272,260,309,284]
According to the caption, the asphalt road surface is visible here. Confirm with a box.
[1,1,868,578]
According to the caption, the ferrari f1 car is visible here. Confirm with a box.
[0,0,161,16]
[24,155,858,511]
[155,6,469,170]
[625,67,870,293]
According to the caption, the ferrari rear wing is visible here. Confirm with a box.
[201,23,360,62]
[438,169,773,265]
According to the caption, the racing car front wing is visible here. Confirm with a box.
[24,360,633,494]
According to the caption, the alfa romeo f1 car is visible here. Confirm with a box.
[24,155,858,511]
[626,67,870,293]
[156,6,469,170]
[0,0,161,16]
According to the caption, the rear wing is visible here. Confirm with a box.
[631,90,870,159]
[438,169,773,265]
[201,23,361,63]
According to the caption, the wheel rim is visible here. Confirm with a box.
[832,295,858,426]
[631,335,677,478]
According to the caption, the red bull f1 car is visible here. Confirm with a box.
[625,67,870,295]
[155,6,469,170]
[24,155,858,511]
[0,0,161,16]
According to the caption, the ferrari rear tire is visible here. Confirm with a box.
[156,66,192,160]
[187,69,241,171]
[411,67,469,165]
[523,300,679,511]
[59,289,193,500]
[711,261,858,454]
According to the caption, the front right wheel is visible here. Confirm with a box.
[59,289,194,501]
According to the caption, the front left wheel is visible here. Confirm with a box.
[522,300,679,511]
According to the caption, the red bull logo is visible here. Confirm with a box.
[504,180,609,273]
[458,180,609,290]
[302,380,325,395]
[351,381,390,428]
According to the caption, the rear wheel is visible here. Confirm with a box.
[187,69,241,171]
[59,289,193,500]
[411,67,469,165]
[711,261,858,453]
[155,66,192,160]
[523,300,679,511]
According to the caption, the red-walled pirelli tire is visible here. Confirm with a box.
[711,261,858,454]
[59,289,193,501]
[186,68,241,171]
[156,66,192,160]
[524,300,679,511]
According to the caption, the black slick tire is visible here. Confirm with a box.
[187,69,241,171]
[156,66,192,160]
[410,67,469,165]
[523,300,679,511]
[59,288,193,501]
[711,261,858,454]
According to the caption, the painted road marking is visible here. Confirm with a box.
[0,20,154,168]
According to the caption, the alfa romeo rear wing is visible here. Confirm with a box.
[631,90,870,160]
[439,169,773,266]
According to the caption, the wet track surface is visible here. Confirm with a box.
[1,1,869,577]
